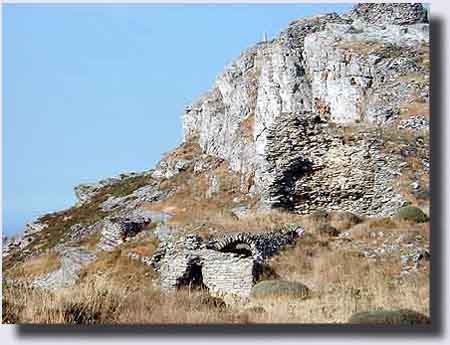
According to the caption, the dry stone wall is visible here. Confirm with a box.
[262,112,407,215]
[152,228,304,298]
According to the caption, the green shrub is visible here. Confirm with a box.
[394,206,429,223]
[348,309,430,325]
[250,280,310,300]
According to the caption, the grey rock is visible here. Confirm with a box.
[31,247,96,290]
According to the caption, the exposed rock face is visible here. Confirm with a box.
[74,171,149,204]
[3,4,430,302]
[95,209,173,252]
[100,182,170,213]
[182,3,429,216]
[96,212,157,252]
[31,247,96,290]
[347,3,428,26]
[152,158,191,179]
[304,22,428,124]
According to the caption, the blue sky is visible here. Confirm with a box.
[2,3,352,236]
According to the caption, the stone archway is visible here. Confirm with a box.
[217,241,254,257]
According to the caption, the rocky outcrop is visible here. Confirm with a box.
[97,214,150,252]
[96,210,172,252]
[347,3,428,26]
[74,171,150,204]
[31,247,96,290]
[152,158,191,180]
[182,3,429,216]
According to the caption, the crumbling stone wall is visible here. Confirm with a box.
[262,112,407,215]
[97,213,153,251]
[152,228,304,298]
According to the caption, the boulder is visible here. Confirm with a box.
[348,309,430,325]
[394,206,429,223]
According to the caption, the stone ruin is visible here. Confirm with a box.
[151,228,305,299]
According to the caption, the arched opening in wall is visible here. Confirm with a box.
[176,258,208,291]
[219,241,253,257]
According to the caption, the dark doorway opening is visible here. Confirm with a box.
[176,257,208,291]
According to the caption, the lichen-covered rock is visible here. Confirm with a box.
[348,309,430,325]
[394,206,429,223]
[250,280,310,300]
[398,115,429,131]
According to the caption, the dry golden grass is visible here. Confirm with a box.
[3,198,430,324]
[2,278,243,324]
[6,252,61,282]
[161,141,203,162]
[399,100,429,119]
[261,226,430,324]
[79,248,157,289]
[3,240,429,324]
[244,271,429,324]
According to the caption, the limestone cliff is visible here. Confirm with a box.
[182,3,429,215]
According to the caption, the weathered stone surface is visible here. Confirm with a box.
[32,247,96,290]
[96,214,152,252]
[398,115,429,131]
[261,112,408,215]
[303,22,428,124]
[100,183,170,213]
[347,3,428,26]
[74,171,152,204]
[152,158,191,180]
[182,4,429,216]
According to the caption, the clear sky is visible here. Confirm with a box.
[2,3,352,236]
